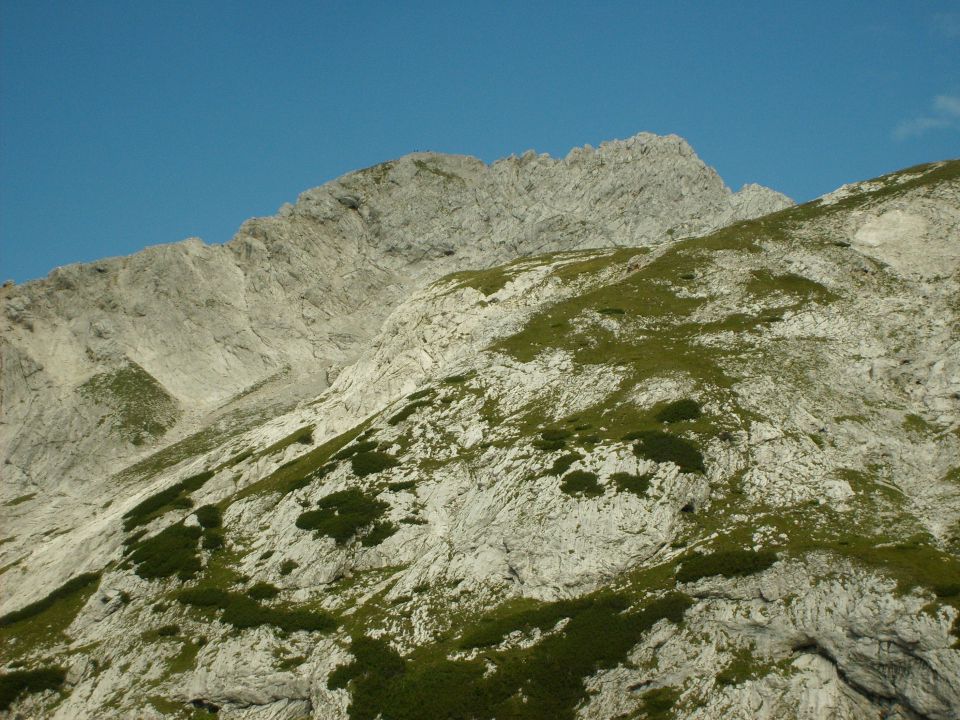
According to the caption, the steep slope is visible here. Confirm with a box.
[0,133,789,510]
[2,158,958,720]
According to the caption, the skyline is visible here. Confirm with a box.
[2,1,958,283]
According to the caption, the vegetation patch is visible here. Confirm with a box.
[177,587,336,633]
[4,493,35,507]
[548,452,582,476]
[560,470,603,497]
[296,489,389,544]
[246,582,280,600]
[534,428,573,451]
[360,521,398,547]
[0,666,66,711]
[332,440,379,462]
[253,424,315,461]
[194,505,222,529]
[130,523,202,580]
[654,398,702,423]
[406,388,434,401]
[387,480,417,492]
[330,591,692,720]
[639,686,680,719]
[630,430,705,473]
[676,549,778,584]
[0,572,100,627]
[388,400,432,426]
[122,470,214,532]
[612,472,652,496]
[351,451,400,477]
[78,361,180,445]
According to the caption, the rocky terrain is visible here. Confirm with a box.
[0,136,958,720]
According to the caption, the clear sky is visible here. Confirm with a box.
[1,1,958,283]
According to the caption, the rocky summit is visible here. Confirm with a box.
[0,134,958,720]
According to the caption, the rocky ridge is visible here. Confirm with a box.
[1,147,958,720]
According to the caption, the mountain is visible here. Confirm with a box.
[1,137,958,720]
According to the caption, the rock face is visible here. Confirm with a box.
[1,143,958,720]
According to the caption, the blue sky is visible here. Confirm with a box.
[1,1,958,283]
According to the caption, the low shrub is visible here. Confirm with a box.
[639,686,680,719]
[388,400,432,426]
[296,490,388,544]
[247,582,281,600]
[387,480,417,492]
[202,529,224,550]
[548,453,582,477]
[655,399,702,423]
[130,524,202,580]
[534,428,572,451]
[332,440,379,462]
[122,470,214,532]
[676,549,778,584]
[611,472,651,496]
[443,373,469,384]
[560,470,603,497]
[631,430,705,473]
[406,389,433,401]
[194,505,222,529]
[177,587,232,608]
[156,624,179,637]
[351,451,399,477]
[278,560,298,576]
[0,572,100,627]
[597,307,625,315]
[360,521,398,547]
[0,666,66,711]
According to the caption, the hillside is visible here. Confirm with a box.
[1,147,959,720]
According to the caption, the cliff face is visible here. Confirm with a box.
[2,139,958,720]
[0,133,789,502]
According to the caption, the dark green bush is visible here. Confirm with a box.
[351,451,399,477]
[406,389,434,401]
[220,593,336,632]
[534,429,572,451]
[296,489,388,544]
[177,586,231,608]
[332,440,379,462]
[0,667,66,711]
[122,470,214,532]
[560,470,603,497]
[202,529,224,550]
[611,472,651,496]
[548,453,582,477]
[387,480,417,492]
[0,572,100,627]
[360,521,397,547]
[335,592,692,720]
[676,549,778,583]
[388,400,432,426]
[459,598,591,649]
[640,686,680,719]
[194,505,222,529]
[655,399,702,423]
[631,430,705,473]
[443,373,469,384]
[247,582,281,600]
[279,560,298,576]
[130,524,202,580]
[156,624,179,637]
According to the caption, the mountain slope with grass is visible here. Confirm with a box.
[1,154,959,720]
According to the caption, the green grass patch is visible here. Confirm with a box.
[78,361,180,445]
[639,686,680,719]
[676,549,778,584]
[560,470,603,497]
[0,666,66,711]
[253,424,315,460]
[406,388,434,401]
[247,582,281,600]
[0,572,100,627]
[745,270,837,304]
[296,489,389,544]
